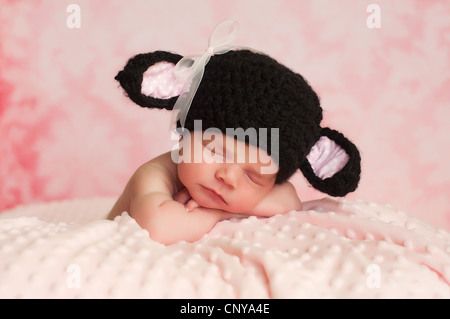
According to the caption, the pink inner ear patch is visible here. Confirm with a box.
[306,136,349,179]
[141,61,185,99]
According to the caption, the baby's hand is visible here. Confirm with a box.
[173,188,199,212]
[185,199,199,212]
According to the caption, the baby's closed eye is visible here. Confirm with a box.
[244,170,263,185]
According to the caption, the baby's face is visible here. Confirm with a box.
[176,131,278,215]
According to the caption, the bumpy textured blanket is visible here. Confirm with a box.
[0,198,449,298]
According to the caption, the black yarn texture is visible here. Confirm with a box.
[115,50,361,196]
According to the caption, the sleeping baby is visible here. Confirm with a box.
[107,129,301,244]
[108,20,361,245]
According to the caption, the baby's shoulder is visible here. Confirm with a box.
[130,152,178,194]
[137,152,174,172]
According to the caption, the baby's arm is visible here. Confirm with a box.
[127,161,229,245]
[249,181,302,217]
[177,182,302,218]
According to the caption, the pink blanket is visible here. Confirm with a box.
[0,198,448,298]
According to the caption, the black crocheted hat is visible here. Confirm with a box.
[115,30,361,197]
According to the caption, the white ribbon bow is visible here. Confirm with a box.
[170,19,240,129]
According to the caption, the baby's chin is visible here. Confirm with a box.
[187,186,258,214]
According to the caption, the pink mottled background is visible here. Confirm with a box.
[1,0,449,230]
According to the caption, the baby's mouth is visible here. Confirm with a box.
[201,185,227,205]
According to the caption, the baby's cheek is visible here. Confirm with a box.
[177,162,199,187]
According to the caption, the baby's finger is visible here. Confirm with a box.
[185,199,199,212]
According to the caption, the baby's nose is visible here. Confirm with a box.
[215,165,240,189]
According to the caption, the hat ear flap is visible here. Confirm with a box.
[299,128,361,197]
[115,51,184,110]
